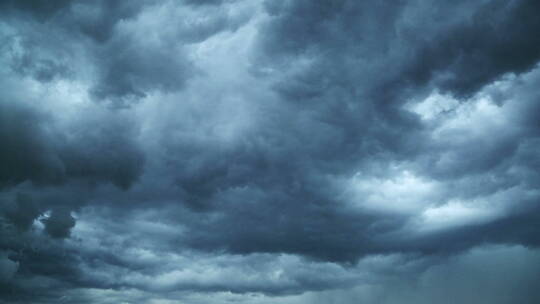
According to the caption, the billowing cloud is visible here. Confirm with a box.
[1,0,539,303]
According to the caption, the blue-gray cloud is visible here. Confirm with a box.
[1,0,540,303]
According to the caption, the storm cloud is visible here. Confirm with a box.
[1,0,540,303]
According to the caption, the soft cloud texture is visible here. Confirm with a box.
[1,0,539,303]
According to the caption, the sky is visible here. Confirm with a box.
[1,0,540,303]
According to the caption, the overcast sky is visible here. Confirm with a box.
[1,1,540,303]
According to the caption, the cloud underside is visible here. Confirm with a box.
[1,0,540,303]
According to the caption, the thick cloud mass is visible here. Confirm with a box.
[1,0,540,303]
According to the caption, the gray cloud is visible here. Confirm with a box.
[0,98,144,190]
[41,209,76,239]
[1,0,540,303]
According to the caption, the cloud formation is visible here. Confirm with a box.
[1,0,540,303]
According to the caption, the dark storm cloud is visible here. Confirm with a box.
[2,194,40,232]
[165,0,540,261]
[0,0,72,21]
[2,0,540,303]
[0,0,143,42]
[67,1,148,43]
[0,99,143,190]
[88,34,195,106]
[120,0,540,264]
[0,100,64,188]
[0,95,144,304]
[0,95,144,303]
[256,0,540,109]
[41,209,76,239]
[405,0,540,98]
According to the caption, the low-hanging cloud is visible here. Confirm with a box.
[1,0,540,303]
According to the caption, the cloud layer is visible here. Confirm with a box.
[1,0,540,303]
